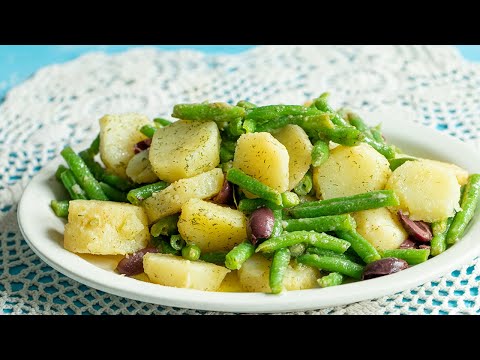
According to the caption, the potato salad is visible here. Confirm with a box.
[50,93,480,294]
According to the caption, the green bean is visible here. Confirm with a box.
[127,181,169,205]
[289,243,307,257]
[380,249,430,265]
[306,247,359,263]
[219,161,233,173]
[431,217,453,256]
[320,123,365,147]
[150,214,180,237]
[182,244,201,261]
[446,174,480,244]
[336,230,381,264]
[271,209,284,238]
[312,93,350,127]
[61,147,109,201]
[388,157,417,171]
[311,140,330,167]
[236,100,257,110]
[281,192,300,208]
[170,234,186,251]
[199,251,228,264]
[220,140,236,163]
[369,125,384,143]
[224,118,245,138]
[293,172,313,196]
[289,190,399,218]
[237,198,283,213]
[317,272,344,288]
[140,124,157,138]
[225,242,255,270]
[226,168,282,205]
[50,200,69,218]
[153,118,172,127]
[99,182,127,202]
[60,169,88,200]
[55,165,68,181]
[297,254,364,280]
[172,102,246,122]
[283,214,356,233]
[256,231,350,254]
[347,111,370,133]
[269,248,291,294]
[101,172,134,192]
[156,239,179,255]
[89,134,100,155]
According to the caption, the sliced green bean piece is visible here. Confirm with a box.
[236,100,257,110]
[89,134,100,155]
[380,249,430,265]
[293,172,313,196]
[270,248,291,294]
[297,254,364,280]
[388,157,417,171]
[170,234,186,251]
[237,198,283,213]
[312,93,350,127]
[140,124,157,138]
[60,169,88,200]
[256,231,350,254]
[150,214,180,237]
[172,103,246,122]
[153,118,172,127]
[226,168,282,205]
[127,181,169,205]
[431,217,453,256]
[50,200,69,218]
[271,209,284,238]
[182,244,201,261]
[61,146,108,200]
[99,182,127,202]
[446,174,480,244]
[283,214,356,233]
[55,165,68,181]
[199,251,228,265]
[311,140,330,167]
[289,243,307,257]
[225,242,255,270]
[157,239,179,255]
[290,190,399,218]
[306,247,359,263]
[281,192,300,208]
[317,272,344,288]
[336,230,381,264]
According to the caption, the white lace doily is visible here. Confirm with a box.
[1,45,480,315]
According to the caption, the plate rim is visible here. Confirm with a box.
[17,119,480,313]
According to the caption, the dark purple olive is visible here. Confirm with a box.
[399,238,417,249]
[133,138,152,154]
[362,257,409,280]
[212,179,233,204]
[398,211,432,243]
[418,244,431,250]
[116,247,158,276]
[247,207,275,245]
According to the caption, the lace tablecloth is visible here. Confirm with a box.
[1,45,479,315]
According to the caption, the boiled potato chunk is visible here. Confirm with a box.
[421,159,468,186]
[178,198,248,252]
[143,168,224,223]
[99,113,150,177]
[273,124,313,190]
[126,149,159,184]
[385,160,461,222]
[313,143,391,199]
[238,254,319,293]
[64,200,150,255]
[149,120,221,183]
[233,132,289,194]
[353,208,408,251]
[143,253,230,291]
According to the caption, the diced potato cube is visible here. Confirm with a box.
[126,149,159,184]
[64,200,150,255]
[143,253,230,291]
[353,208,408,251]
[237,254,319,293]
[273,124,313,190]
[143,168,224,223]
[149,120,221,183]
[178,198,248,252]
[313,143,391,199]
[233,132,289,194]
[99,113,150,177]
[385,160,461,222]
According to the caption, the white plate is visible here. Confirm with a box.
[17,117,480,313]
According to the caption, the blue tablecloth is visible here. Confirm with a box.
[1,45,479,101]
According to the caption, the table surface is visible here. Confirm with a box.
[0,45,479,100]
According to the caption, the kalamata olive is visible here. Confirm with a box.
[398,211,432,242]
[399,238,417,249]
[133,138,152,154]
[362,257,409,280]
[247,207,275,245]
[116,247,158,276]
[212,179,233,204]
